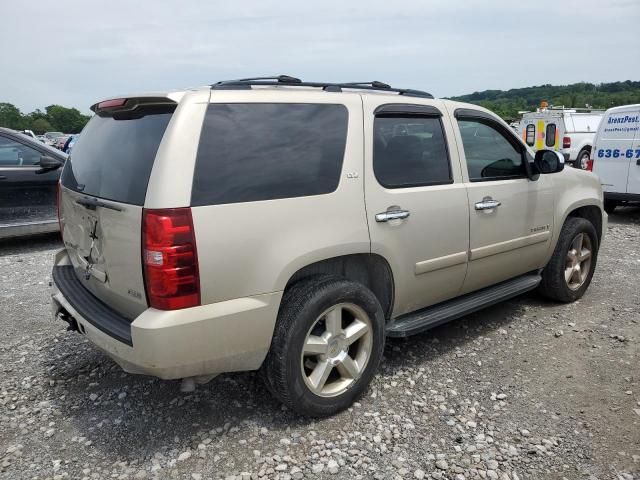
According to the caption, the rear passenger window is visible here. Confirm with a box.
[458,119,525,181]
[545,123,556,147]
[373,116,451,188]
[191,103,348,206]
[525,124,535,146]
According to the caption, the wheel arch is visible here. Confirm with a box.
[283,253,395,321]
[578,143,592,152]
[566,205,603,245]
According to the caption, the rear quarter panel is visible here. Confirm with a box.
[188,91,369,304]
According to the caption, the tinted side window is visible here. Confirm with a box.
[458,119,524,181]
[192,104,348,206]
[373,116,451,188]
[0,136,41,166]
[545,123,556,147]
[525,124,535,146]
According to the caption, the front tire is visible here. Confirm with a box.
[538,217,599,302]
[262,276,385,416]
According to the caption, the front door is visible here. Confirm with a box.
[450,110,555,294]
[364,98,470,316]
[0,133,58,226]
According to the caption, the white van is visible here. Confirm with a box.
[519,105,603,169]
[591,104,640,213]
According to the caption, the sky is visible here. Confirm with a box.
[2,0,639,114]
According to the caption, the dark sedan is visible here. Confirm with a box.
[0,127,67,239]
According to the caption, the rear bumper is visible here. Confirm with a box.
[51,250,282,379]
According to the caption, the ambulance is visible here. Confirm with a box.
[519,103,604,169]
[591,104,640,213]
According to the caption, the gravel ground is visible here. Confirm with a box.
[1,209,639,480]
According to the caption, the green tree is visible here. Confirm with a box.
[0,102,92,133]
[45,105,90,133]
[0,102,25,130]
[30,118,53,135]
[450,80,640,120]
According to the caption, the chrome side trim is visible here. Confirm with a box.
[470,231,551,261]
[415,251,468,275]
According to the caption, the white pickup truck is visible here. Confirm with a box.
[519,106,603,169]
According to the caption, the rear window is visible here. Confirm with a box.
[191,103,348,206]
[545,123,556,147]
[61,108,173,205]
[525,124,535,146]
[570,114,602,132]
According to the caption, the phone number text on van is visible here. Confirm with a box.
[597,149,640,159]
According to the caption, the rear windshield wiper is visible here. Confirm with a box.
[75,197,123,212]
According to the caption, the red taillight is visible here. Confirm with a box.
[562,136,571,149]
[586,159,594,171]
[97,98,127,109]
[142,208,200,310]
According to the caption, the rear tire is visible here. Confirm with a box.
[262,275,385,417]
[538,217,599,302]
[576,149,590,170]
[604,200,618,214]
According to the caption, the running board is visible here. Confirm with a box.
[386,274,541,338]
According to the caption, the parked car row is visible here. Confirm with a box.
[16,130,80,154]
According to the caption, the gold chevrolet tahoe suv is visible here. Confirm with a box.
[51,76,606,416]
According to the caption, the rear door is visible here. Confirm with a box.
[59,97,178,319]
[593,109,637,194]
[363,99,469,315]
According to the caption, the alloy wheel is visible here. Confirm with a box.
[564,233,593,290]
[300,303,373,397]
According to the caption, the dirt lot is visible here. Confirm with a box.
[0,209,638,480]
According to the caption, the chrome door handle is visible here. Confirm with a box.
[375,209,410,222]
[475,198,501,210]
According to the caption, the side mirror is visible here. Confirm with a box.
[36,155,63,174]
[534,150,564,174]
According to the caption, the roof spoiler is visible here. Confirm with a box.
[90,97,177,117]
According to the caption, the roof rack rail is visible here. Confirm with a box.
[235,75,302,83]
[211,76,434,99]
